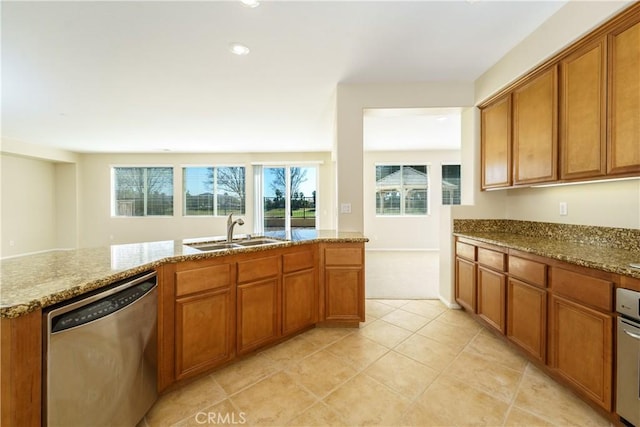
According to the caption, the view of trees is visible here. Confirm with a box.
[114,167,173,216]
[184,167,245,215]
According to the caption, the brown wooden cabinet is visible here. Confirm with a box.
[607,18,640,175]
[454,241,476,312]
[548,294,613,411]
[513,66,558,185]
[476,247,507,332]
[174,261,236,381]
[560,37,607,180]
[282,247,317,335]
[454,236,620,414]
[479,3,640,190]
[481,94,512,189]
[506,255,548,362]
[236,255,281,355]
[548,266,614,411]
[321,243,365,323]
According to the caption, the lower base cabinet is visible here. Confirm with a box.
[455,257,476,312]
[282,268,316,335]
[236,279,280,354]
[175,286,235,380]
[549,294,613,411]
[507,278,546,362]
[477,266,506,333]
[322,243,365,323]
[173,261,236,382]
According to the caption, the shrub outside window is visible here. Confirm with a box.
[183,166,245,216]
[113,167,173,216]
[375,165,429,215]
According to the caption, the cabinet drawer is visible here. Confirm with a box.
[283,250,314,273]
[176,264,231,297]
[455,242,476,261]
[237,256,280,284]
[324,247,362,266]
[550,267,613,311]
[508,256,547,288]
[477,248,506,271]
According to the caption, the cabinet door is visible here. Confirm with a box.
[560,38,607,180]
[237,279,280,355]
[549,294,613,411]
[481,94,512,189]
[507,279,546,362]
[455,257,476,312]
[608,19,640,175]
[324,267,363,322]
[477,266,505,333]
[175,286,235,380]
[513,66,558,185]
[282,268,316,335]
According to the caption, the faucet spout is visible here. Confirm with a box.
[226,213,245,242]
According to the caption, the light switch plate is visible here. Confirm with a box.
[340,203,352,214]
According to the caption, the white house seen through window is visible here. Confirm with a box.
[375,165,429,215]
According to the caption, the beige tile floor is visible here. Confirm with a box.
[140,299,612,427]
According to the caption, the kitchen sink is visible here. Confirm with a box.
[234,237,284,247]
[186,237,286,252]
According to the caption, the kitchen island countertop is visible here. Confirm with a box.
[1,230,368,318]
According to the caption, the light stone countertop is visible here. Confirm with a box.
[454,231,640,280]
[0,230,368,318]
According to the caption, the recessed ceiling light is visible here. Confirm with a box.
[240,0,260,8]
[229,43,250,56]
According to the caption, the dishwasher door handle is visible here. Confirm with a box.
[623,329,640,340]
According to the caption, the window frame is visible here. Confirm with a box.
[441,163,461,206]
[374,163,430,217]
[111,165,175,217]
[182,165,246,217]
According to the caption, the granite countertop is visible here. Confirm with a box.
[0,230,368,319]
[454,231,640,280]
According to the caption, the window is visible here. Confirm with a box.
[254,164,318,235]
[375,165,429,215]
[183,166,245,216]
[442,164,461,205]
[112,167,173,216]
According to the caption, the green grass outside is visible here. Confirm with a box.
[265,208,316,218]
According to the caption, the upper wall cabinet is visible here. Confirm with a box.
[560,37,607,180]
[513,66,558,185]
[608,18,640,175]
[479,3,640,190]
[481,95,512,189]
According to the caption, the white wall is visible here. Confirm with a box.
[1,154,57,257]
[444,1,639,306]
[336,82,475,233]
[78,152,334,248]
[364,150,461,250]
[464,0,639,230]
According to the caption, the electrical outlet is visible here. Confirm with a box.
[559,202,568,216]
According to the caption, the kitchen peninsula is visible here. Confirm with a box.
[0,230,368,426]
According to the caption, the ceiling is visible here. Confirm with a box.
[1,0,568,154]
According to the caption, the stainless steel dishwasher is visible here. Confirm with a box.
[44,271,158,427]
[616,287,640,427]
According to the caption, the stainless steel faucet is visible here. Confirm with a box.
[226,213,245,242]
